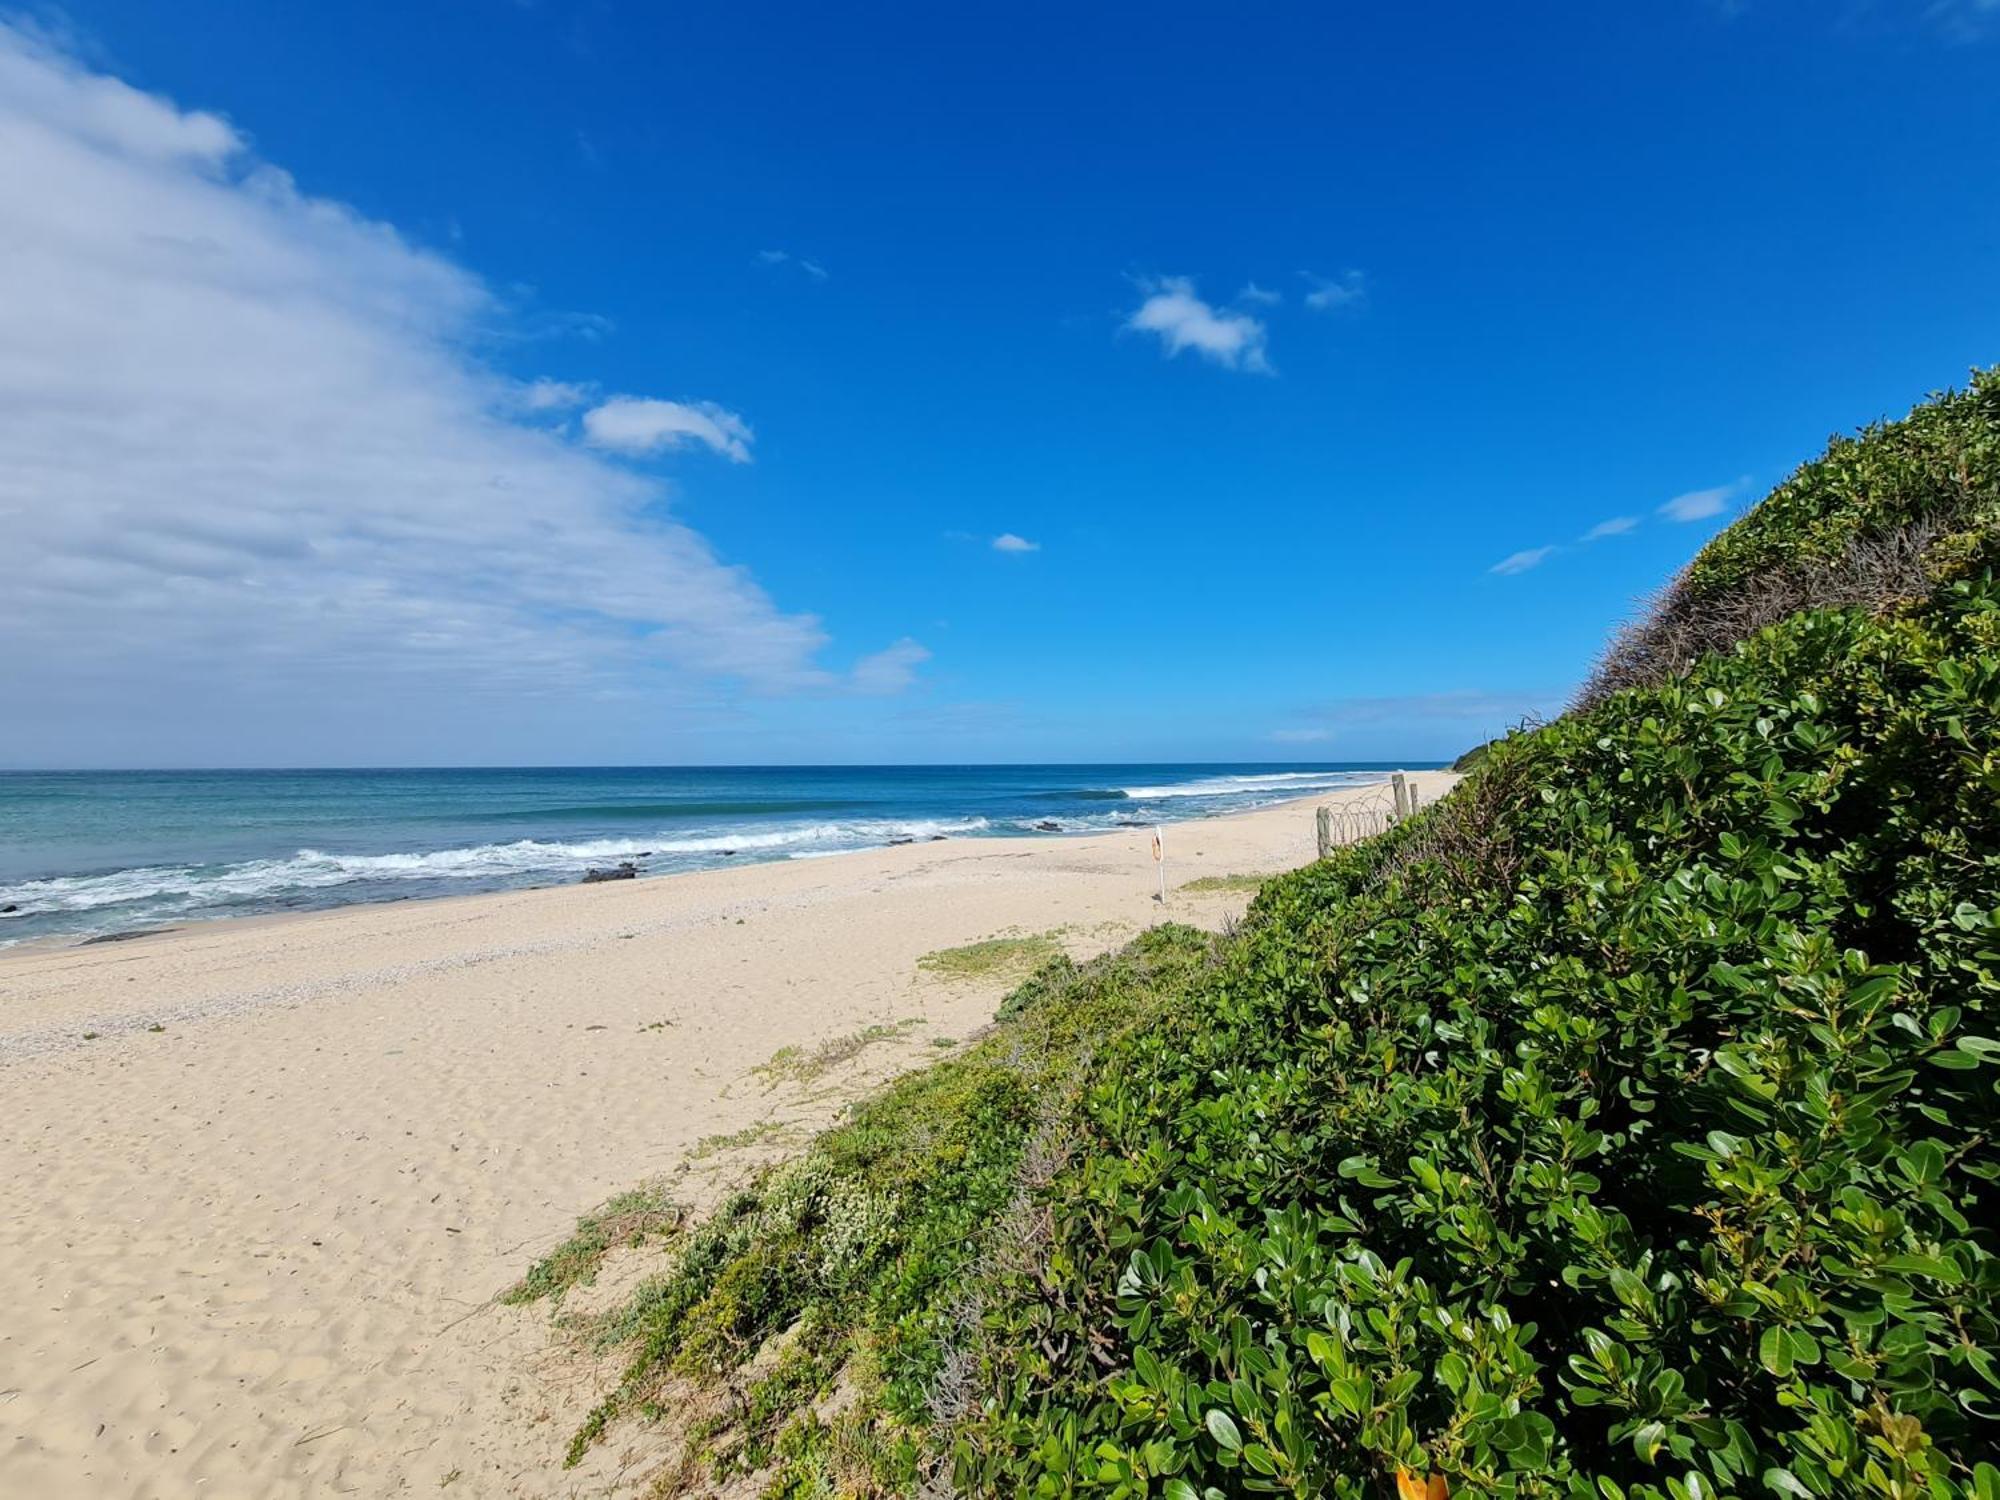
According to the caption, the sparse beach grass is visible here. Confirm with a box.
[914,930,1062,982]
[752,1018,926,1088]
[688,1120,798,1161]
[503,1185,683,1306]
[516,929,1213,1486]
[1176,871,1269,893]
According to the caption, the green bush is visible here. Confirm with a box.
[1582,370,2000,706]
[520,372,2000,1498]
[953,566,2000,1497]
[1684,370,2000,599]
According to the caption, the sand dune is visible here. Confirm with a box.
[0,775,1451,1497]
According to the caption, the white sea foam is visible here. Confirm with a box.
[1,769,1396,945]
[0,817,992,916]
[1119,771,1382,800]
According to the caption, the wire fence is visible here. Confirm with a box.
[1314,773,1424,858]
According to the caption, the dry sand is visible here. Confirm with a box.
[0,773,1452,1498]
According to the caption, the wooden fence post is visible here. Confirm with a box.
[1391,771,1409,821]
[1316,805,1332,859]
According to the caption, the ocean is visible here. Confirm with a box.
[0,764,1427,946]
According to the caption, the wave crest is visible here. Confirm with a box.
[0,817,992,916]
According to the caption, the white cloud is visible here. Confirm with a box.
[1582,515,1639,541]
[582,396,754,462]
[1237,282,1281,306]
[0,23,239,164]
[992,533,1040,554]
[850,639,930,695]
[1659,478,1747,523]
[1125,276,1272,373]
[757,248,828,281]
[513,308,615,342]
[1302,269,1366,312]
[519,377,593,412]
[1490,546,1556,576]
[0,23,913,764]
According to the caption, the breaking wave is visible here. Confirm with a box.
[1117,771,1381,800]
[0,817,991,926]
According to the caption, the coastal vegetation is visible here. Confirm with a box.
[517,372,2000,1496]
[918,932,1068,982]
[754,1019,930,1089]
[1449,740,1496,774]
[1178,874,1272,895]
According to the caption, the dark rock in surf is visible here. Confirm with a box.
[581,861,639,884]
[1034,820,1062,832]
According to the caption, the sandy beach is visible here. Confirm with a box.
[0,774,1450,1498]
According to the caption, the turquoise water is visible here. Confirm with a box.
[0,764,1424,945]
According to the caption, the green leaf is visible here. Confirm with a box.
[1205,1409,1242,1453]
[1881,1253,1960,1284]
[1758,1327,1794,1377]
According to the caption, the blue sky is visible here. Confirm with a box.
[1,3,1996,767]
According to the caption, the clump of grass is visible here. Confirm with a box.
[915,931,1061,983]
[1176,871,1270,893]
[504,1185,683,1306]
[753,1018,925,1088]
[688,1120,796,1161]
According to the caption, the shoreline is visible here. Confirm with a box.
[0,772,1451,1498]
[0,776,1414,964]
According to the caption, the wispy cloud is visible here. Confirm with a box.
[1125,276,1272,374]
[1712,0,1998,42]
[1490,546,1557,576]
[1496,476,1751,572]
[757,248,829,281]
[510,307,616,343]
[1237,281,1281,306]
[582,397,754,462]
[850,638,931,695]
[1302,269,1366,312]
[0,23,916,764]
[1929,0,2000,42]
[1659,477,1748,523]
[992,533,1040,554]
[518,377,593,412]
[1581,515,1639,541]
